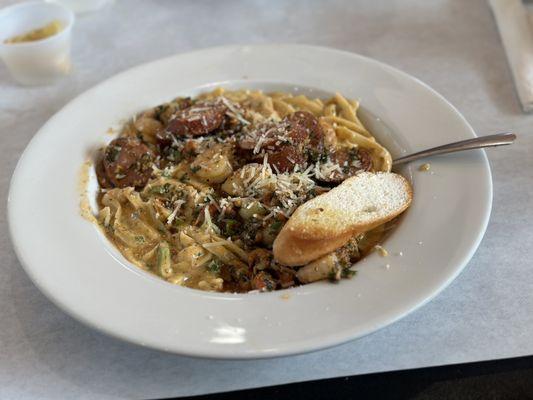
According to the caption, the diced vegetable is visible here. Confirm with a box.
[238,201,266,220]
[157,241,172,278]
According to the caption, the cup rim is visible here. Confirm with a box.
[0,1,75,49]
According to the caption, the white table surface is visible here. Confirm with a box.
[1,0,532,398]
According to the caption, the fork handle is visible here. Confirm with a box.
[392,133,516,165]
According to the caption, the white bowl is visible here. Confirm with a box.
[7,45,492,359]
[0,1,75,85]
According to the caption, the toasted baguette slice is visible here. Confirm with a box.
[273,172,412,266]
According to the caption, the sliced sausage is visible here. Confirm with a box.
[267,145,308,173]
[98,137,154,189]
[165,101,227,137]
[356,148,373,172]
[286,111,324,151]
[95,157,112,189]
[237,120,285,151]
[239,111,325,173]
[267,111,324,172]
[155,97,193,126]
[318,148,373,183]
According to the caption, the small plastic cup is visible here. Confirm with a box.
[0,1,75,85]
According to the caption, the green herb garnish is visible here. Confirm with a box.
[327,268,342,282]
[206,260,221,273]
[348,148,359,163]
[269,220,283,234]
[151,183,171,195]
[105,145,121,162]
[166,147,182,162]
[222,219,240,236]
[341,268,357,279]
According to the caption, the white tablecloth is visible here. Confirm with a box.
[1,0,532,398]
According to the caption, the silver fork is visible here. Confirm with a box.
[392,133,516,165]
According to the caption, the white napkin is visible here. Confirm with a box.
[489,0,533,112]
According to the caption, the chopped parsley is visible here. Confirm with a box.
[269,220,283,234]
[327,267,342,282]
[206,260,221,273]
[222,219,240,236]
[166,147,182,162]
[171,217,185,227]
[306,147,322,163]
[150,183,171,195]
[348,148,359,161]
[341,268,357,279]
[105,145,121,162]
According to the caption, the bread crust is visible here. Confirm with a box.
[273,230,353,267]
[273,172,413,266]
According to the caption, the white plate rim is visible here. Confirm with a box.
[7,44,492,359]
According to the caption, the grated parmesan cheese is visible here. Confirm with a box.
[219,96,251,126]
[166,200,185,225]
[314,158,343,180]
[203,206,220,234]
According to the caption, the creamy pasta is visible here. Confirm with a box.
[94,89,393,292]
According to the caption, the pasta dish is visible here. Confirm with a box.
[94,89,398,292]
